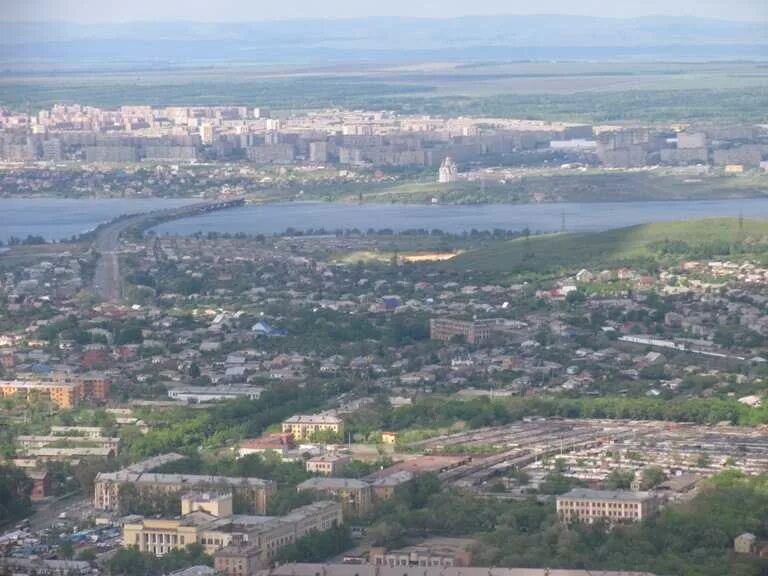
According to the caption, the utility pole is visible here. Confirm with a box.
[737,209,745,246]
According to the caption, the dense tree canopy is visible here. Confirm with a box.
[0,465,32,525]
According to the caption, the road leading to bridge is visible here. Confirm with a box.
[92,214,147,301]
[92,198,245,302]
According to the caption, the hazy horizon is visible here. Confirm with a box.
[1,0,767,23]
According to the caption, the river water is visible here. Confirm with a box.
[153,199,768,236]
[0,198,196,243]
[1,198,768,243]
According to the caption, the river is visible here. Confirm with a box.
[2,198,768,243]
[0,198,196,243]
[153,199,768,236]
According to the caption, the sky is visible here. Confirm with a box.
[1,0,767,22]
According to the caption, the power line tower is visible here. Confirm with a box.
[738,210,745,246]
[523,227,534,260]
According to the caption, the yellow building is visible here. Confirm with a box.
[556,488,659,525]
[123,516,210,556]
[94,472,274,513]
[214,501,342,576]
[0,380,80,409]
[122,496,343,563]
[381,432,398,444]
[428,318,501,345]
[0,374,110,409]
[181,492,233,518]
[305,455,349,476]
[282,414,344,441]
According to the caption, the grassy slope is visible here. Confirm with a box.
[448,218,768,273]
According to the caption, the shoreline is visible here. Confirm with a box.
[2,190,768,207]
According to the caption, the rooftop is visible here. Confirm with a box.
[284,414,343,425]
[559,488,656,502]
[259,564,658,576]
[96,471,273,488]
[298,477,368,490]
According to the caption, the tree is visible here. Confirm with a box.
[274,525,351,563]
[59,541,74,560]
[109,548,153,576]
[640,466,666,490]
[697,453,712,468]
[368,520,406,548]
[267,488,316,516]
[0,465,33,525]
[76,548,97,562]
[394,473,440,509]
[109,544,212,576]
[605,469,635,490]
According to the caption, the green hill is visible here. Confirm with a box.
[448,218,768,274]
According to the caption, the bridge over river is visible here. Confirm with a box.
[92,198,245,301]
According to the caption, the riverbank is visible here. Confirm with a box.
[149,198,768,238]
[298,171,768,205]
[2,166,767,207]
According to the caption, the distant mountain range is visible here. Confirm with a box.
[1,15,766,66]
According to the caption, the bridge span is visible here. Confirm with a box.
[92,198,245,301]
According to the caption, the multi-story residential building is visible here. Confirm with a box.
[281,414,344,441]
[369,538,474,568]
[0,379,80,408]
[49,426,104,438]
[0,558,92,576]
[167,385,264,403]
[370,471,413,501]
[429,318,502,345]
[94,471,275,513]
[308,141,328,163]
[214,543,263,576]
[296,477,371,517]
[214,501,342,576]
[305,454,349,476]
[259,564,659,576]
[556,488,659,524]
[0,373,111,408]
[16,434,121,453]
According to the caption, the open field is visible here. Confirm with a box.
[448,218,768,273]
[1,61,767,123]
[334,249,459,265]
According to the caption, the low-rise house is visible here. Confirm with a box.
[238,433,294,459]
[734,532,757,555]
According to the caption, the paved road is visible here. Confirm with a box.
[92,214,147,301]
[91,199,246,302]
[28,494,89,531]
